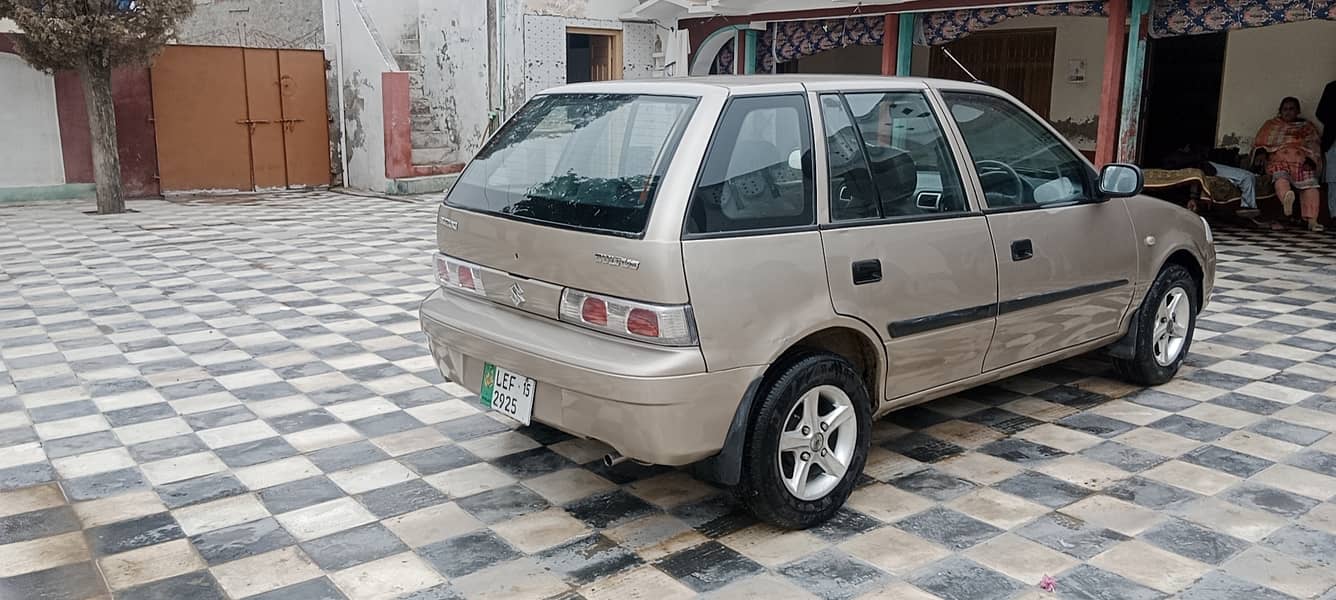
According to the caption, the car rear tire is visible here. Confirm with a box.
[1113,264,1198,386]
[736,352,871,529]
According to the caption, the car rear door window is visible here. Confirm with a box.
[446,93,697,236]
[686,95,815,235]
[942,92,1095,210]
[821,92,970,221]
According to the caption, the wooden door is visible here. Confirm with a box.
[569,28,623,82]
[151,46,252,191]
[278,50,331,187]
[929,29,1056,118]
[244,49,288,189]
[151,46,329,192]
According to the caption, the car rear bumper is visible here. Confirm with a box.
[419,289,762,466]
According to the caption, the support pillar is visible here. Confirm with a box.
[734,30,745,74]
[1095,0,1129,166]
[896,14,915,76]
[882,14,900,76]
[1117,0,1151,163]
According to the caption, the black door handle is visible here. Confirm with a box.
[852,259,882,285]
[1011,239,1034,261]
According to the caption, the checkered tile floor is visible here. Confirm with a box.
[4,192,1336,600]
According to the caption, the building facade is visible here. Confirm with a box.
[0,1,671,199]
[638,0,1336,168]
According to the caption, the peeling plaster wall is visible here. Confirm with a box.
[1216,20,1336,152]
[910,16,1107,151]
[420,2,491,165]
[178,0,325,48]
[336,0,394,192]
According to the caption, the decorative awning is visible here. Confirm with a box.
[918,1,1107,46]
[1151,0,1336,38]
[751,2,1105,71]
[758,15,886,72]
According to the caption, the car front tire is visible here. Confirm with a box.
[737,352,871,529]
[1113,264,1199,386]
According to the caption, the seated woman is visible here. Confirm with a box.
[1254,97,1325,231]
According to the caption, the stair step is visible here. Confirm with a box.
[394,53,424,71]
[399,33,421,55]
[412,147,452,165]
[387,172,460,196]
[412,130,450,149]
[410,113,434,129]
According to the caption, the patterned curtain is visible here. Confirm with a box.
[758,15,885,72]
[1151,0,1336,38]
[919,1,1108,46]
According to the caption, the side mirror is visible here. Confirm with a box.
[788,149,803,170]
[1098,163,1143,198]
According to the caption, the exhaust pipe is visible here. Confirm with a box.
[603,453,630,468]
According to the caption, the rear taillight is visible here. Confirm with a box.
[581,297,608,325]
[560,289,696,346]
[434,254,486,296]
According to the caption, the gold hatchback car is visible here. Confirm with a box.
[420,76,1216,528]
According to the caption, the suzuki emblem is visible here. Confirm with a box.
[509,283,526,306]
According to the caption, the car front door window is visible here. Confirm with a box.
[944,93,1094,210]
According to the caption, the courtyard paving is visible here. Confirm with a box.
[3,191,1336,600]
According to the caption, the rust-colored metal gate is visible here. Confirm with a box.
[151,46,330,192]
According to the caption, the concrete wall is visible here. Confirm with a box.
[0,54,64,187]
[336,0,396,192]
[1216,20,1336,151]
[910,16,1108,151]
[525,0,643,20]
[178,0,325,48]
[364,0,419,54]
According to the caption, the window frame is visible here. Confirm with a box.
[681,92,819,240]
[935,89,1101,215]
[813,89,981,230]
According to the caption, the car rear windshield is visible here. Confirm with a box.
[445,93,698,237]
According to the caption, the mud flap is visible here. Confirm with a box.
[691,376,763,486]
[1105,308,1140,360]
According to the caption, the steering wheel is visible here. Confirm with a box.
[975,159,1027,207]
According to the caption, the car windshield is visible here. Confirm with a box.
[445,93,698,236]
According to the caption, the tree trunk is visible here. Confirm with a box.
[80,61,125,214]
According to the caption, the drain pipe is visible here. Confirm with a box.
[334,0,351,187]
[492,0,508,135]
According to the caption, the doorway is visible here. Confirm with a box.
[1139,32,1227,166]
[567,28,623,83]
[929,28,1056,118]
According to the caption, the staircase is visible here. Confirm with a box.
[389,24,463,195]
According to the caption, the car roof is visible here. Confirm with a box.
[542,75,1000,97]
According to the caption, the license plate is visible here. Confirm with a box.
[480,363,535,425]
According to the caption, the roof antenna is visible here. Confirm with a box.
[941,47,985,85]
